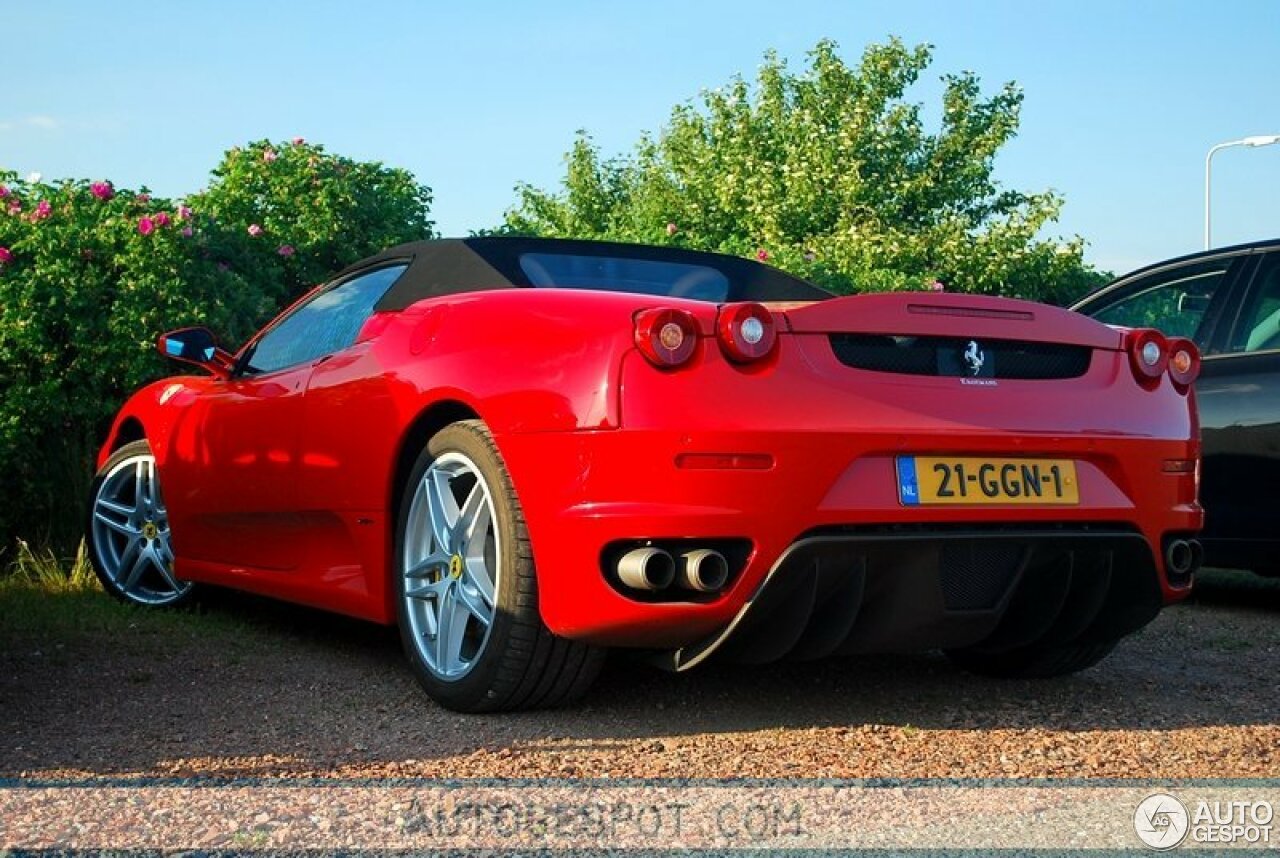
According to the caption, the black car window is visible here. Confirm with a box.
[1089,260,1232,345]
[245,264,408,374]
[1232,253,1280,353]
[519,252,730,301]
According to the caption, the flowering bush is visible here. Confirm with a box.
[190,139,435,307]
[0,140,434,548]
[505,39,1106,304]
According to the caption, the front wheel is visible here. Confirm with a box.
[85,440,193,606]
[395,420,603,712]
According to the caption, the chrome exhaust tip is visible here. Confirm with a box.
[1165,538,1199,577]
[678,549,729,592]
[617,547,676,591]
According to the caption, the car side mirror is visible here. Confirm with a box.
[156,327,235,377]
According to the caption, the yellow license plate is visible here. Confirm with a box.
[896,456,1079,505]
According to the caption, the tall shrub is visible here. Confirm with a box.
[0,139,435,549]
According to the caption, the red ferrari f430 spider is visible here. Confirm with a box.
[87,238,1203,711]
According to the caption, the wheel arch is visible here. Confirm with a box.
[388,398,482,529]
[109,417,147,452]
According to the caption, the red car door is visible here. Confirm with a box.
[163,365,310,571]
[164,262,411,584]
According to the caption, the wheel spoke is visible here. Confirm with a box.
[144,459,160,511]
[405,550,450,579]
[154,555,182,593]
[455,580,492,626]
[457,484,486,545]
[404,578,448,600]
[120,545,150,591]
[94,510,137,537]
[97,497,135,517]
[464,555,495,607]
[425,468,458,551]
[435,585,470,673]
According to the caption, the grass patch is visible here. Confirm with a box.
[0,539,265,648]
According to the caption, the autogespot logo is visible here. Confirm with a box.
[1134,793,1190,850]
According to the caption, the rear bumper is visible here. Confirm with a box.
[496,426,1201,650]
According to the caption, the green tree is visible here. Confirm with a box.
[506,38,1105,305]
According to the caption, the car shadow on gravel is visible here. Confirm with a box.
[2,571,1276,778]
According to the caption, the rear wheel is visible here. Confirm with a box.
[946,639,1119,678]
[394,420,604,712]
[86,440,193,606]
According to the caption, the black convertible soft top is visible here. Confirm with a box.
[346,237,832,311]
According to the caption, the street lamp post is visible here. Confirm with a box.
[1205,135,1280,249]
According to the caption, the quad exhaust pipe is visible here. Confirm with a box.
[616,547,676,591]
[678,548,730,592]
[615,546,730,593]
[1165,538,1203,578]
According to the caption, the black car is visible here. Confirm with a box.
[1073,238,1280,576]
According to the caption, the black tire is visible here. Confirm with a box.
[394,420,604,712]
[945,639,1119,678]
[85,439,194,607]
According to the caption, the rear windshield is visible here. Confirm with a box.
[519,252,730,302]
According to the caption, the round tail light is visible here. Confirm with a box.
[1166,337,1201,388]
[717,302,777,363]
[635,308,698,368]
[1127,328,1168,382]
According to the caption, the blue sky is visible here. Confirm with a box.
[3,1,1278,274]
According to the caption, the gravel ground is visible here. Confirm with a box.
[2,570,1278,781]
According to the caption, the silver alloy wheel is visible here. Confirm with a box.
[402,450,500,680]
[90,453,190,605]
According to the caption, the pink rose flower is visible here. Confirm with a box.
[89,181,114,201]
[247,223,263,237]
[181,226,193,238]
[665,222,678,236]
[32,200,52,220]
[292,136,305,145]
[137,217,155,236]
[136,193,151,204]
[0,185,9,198]
[756,249,769,262]
[7,200,21,216]
[154,211,171,227]
[277,244,295,257]
[928,280,946,292]
[0,247,12,264]
[177,204,192,220]
[263,149,278,163]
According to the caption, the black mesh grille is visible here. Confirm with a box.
[829,334,1092,380]
[939,544,1026,610]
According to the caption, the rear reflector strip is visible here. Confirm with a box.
[907,304,1035,321]
[1162,459,1197,474]
[675,453,774,470]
